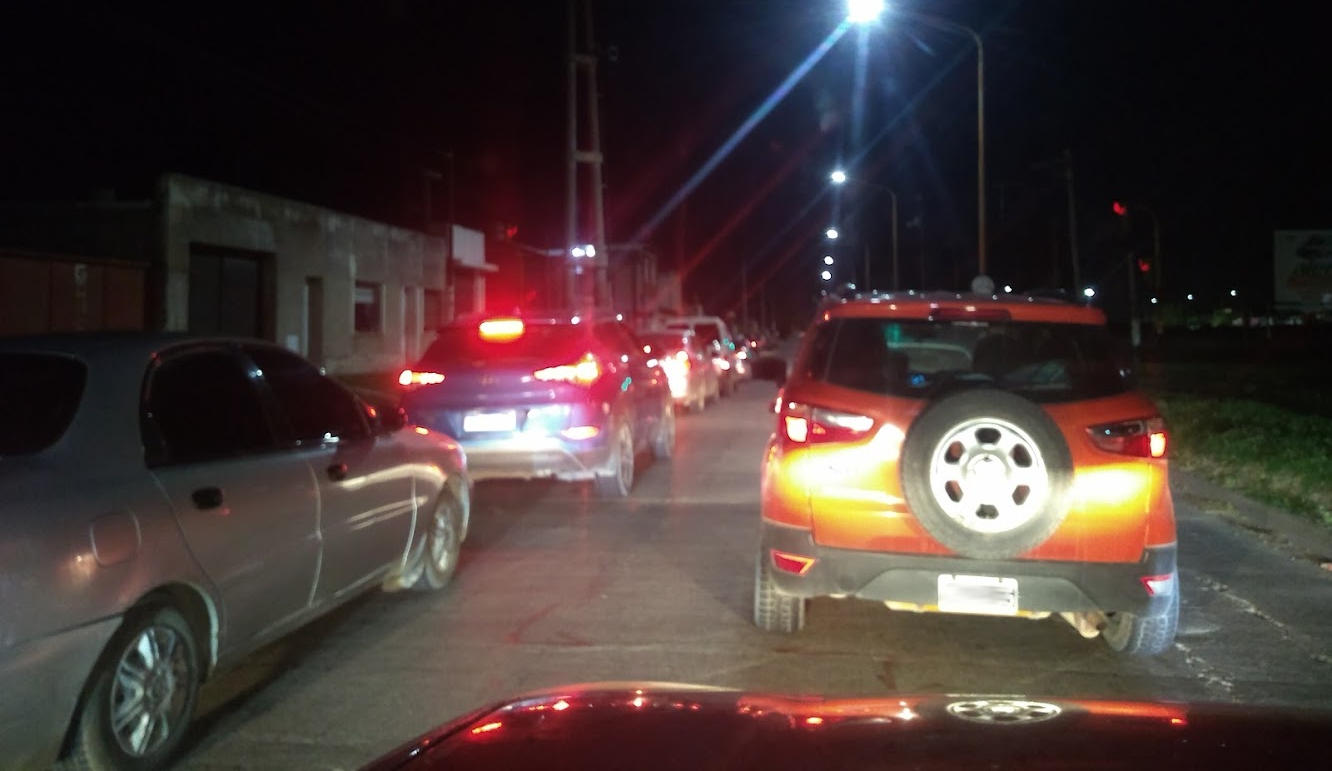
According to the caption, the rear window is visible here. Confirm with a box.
[0,353,86,456]
[419,323,591,368]
[814,318,1131,403]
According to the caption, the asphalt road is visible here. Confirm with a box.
[178,375,1332,770]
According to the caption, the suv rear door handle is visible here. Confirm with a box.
[191,487,224,510]
[327,463,349,481]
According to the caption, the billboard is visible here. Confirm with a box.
[1274,230,1332,309]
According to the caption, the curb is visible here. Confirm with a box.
[1171,467,1332,564]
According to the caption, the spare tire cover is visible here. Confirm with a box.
[899,389,1074,560]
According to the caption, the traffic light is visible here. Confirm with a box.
[1112,201,1128,217]
[1138,257,1151,273]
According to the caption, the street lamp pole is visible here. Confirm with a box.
[896,11,985,275]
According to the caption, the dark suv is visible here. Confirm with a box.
[400,315,674,496]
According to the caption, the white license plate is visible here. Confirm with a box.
[937,574,1019,616]
[463,411,517,433]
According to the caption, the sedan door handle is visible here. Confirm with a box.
[327,463,349,481]
[191,487,224,510]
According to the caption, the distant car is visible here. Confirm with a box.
[638,330,719,412]
[756,291,1179,656]
[661,315,741,396]
[0,334,471,771]
[399,315,674,497]
[363,683,1331,771]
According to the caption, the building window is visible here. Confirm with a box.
[423,289,442,330]
[354,281,381,333]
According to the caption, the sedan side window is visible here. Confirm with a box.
[246,347,369,446]
[144,350,276,466]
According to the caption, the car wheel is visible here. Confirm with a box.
[753,552,806,633]
[63,606,200,771]
[651,402,675,459]
[595,422,634,498]
[1102,574,1179,656]
[412,494,463,591]
[899,389,1074,560]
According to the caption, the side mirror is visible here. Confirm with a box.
[360,395,408,434]
[751,356,787,384]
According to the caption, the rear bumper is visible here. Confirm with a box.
[463,434,613,482]
[760,520,1176,616]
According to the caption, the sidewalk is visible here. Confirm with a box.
[1171,467,1332,567]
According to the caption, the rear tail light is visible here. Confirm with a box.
[561,425,601,440]
[399,369,445,387]
[780,402,876,445]
[714,357,732,372]
[534,353,602,386]
[1087,417,1167,458]
[478,317,525,341]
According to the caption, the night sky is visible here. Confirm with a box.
[2,1,1326,322]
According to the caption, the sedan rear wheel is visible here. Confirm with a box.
[595,422,635,498]
[651,403,675,460]
[64,606,200,771]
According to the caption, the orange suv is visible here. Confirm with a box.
[756,292,1178,655]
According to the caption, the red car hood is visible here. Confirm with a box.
[363,682,1328,770]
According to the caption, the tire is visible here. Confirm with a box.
[651,402,675,460]
[899,389,1074,560]
[753,552,806,633]
[411,494,463,591]
[1103,574,1180,656]
[595,422,634,498]
[63,606,200,771]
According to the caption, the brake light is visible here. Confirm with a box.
[781,402,876,445]
[534,353,602,386]
[478,317,524,341]
[1087,417,1167,458]
[399,369,445,387]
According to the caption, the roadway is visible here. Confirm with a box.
[178,372,1332,769]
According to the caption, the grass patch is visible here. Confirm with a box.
[1154,394,1332,527]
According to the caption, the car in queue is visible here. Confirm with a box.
[755,291,1180,655]
[660,315,742,396]
[398,314,674,497]
[0,334,471,771]
[638,330,719,413]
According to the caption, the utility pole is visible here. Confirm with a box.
[565,0,610,311]
[1062,149,1081,291]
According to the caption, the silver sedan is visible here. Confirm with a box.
[0,334,471,770]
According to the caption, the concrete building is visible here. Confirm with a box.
[0,174,496,374]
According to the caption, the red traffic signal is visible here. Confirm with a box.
[1138,258,1151,273]
[1112,201,1128,217]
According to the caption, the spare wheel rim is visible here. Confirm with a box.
[927,416,1051,535]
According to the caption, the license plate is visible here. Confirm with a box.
[937,574,1019,616]
[463,411,517,433]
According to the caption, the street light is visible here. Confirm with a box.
[823,255,834,266]
[570,243,596,258]
[820,270,833,281]
[827,170,899,290]
[1229,289,1238,297]
[847,0,885,24]
[890,9,986,275]
[1187,293,1195,301]
[826,227,840,240]
[1083,287,1096,299]
[1003,284,1013,293]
